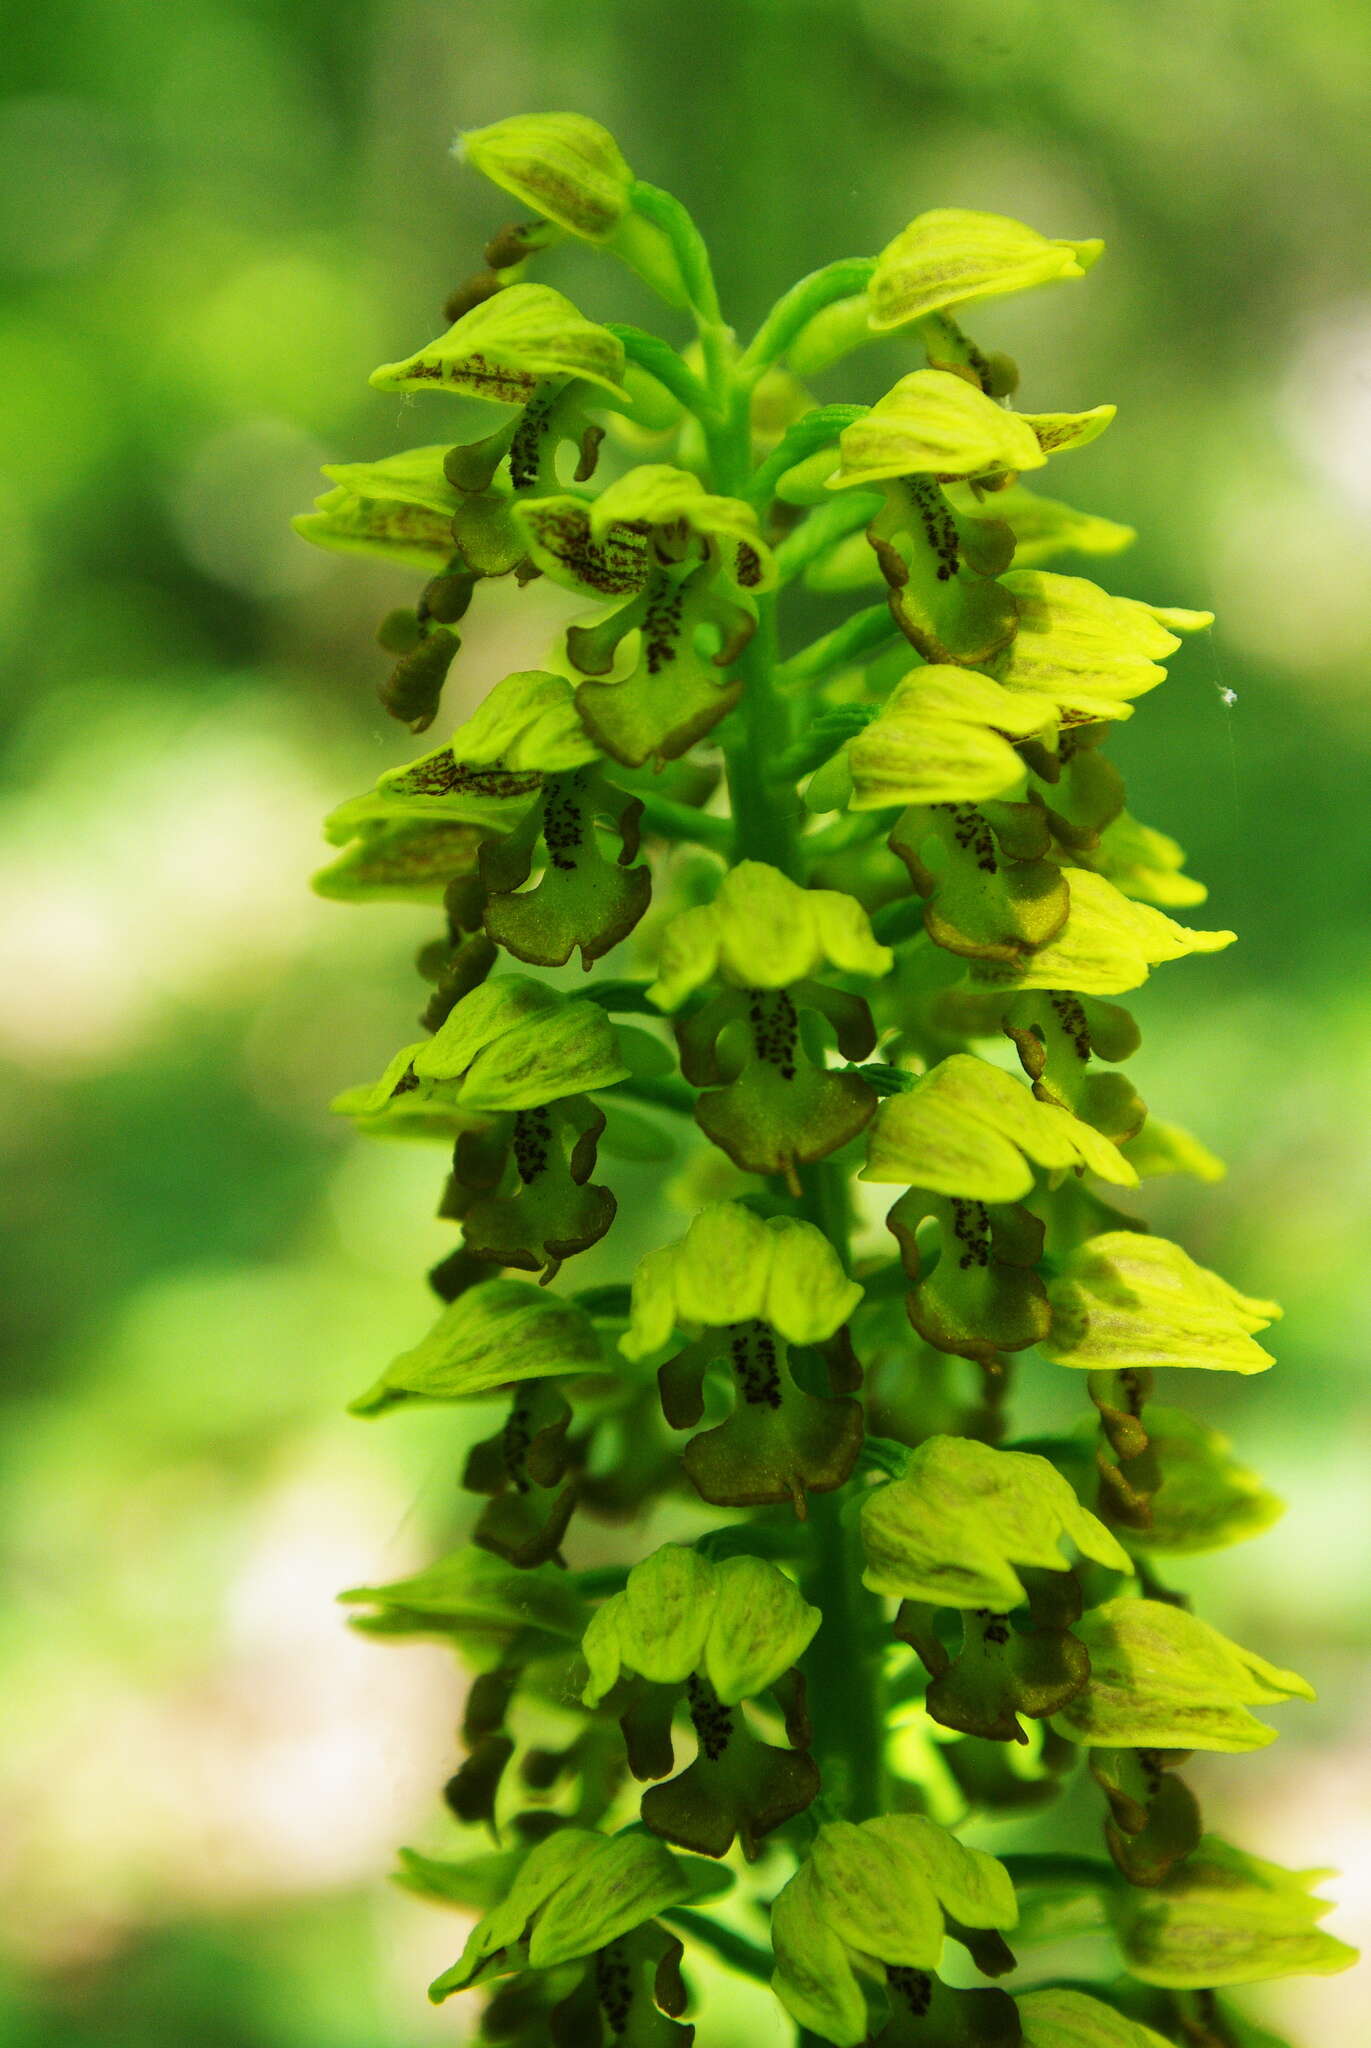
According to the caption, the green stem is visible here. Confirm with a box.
[722,595,803,871]
[779,603,895,688]
[773,491,881,586]
[744,404,866,508]
[705,345,888,1837]
[608,1073,698,1117]
[608,322,715,421]
[634,791,731,849]
[662,1909,774,1985]
[795,1160,888,1825]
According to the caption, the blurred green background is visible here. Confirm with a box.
[1,1,1368,2041]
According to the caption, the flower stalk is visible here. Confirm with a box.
[302,112,1355,2048]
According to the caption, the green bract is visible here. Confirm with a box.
[305,128,1353,2045]
[861,1435,1132,1608]
[339,1545,587,1644]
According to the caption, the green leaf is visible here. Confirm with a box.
[993,571,1213,726]
[313,815,487,904]
[1108,1836,1357,1988]
[620,1204,863,1359]
[869,208,1103,330]
[861,1435,1132,1608]
[293,444,459,570]
[581,1544,819,1706]
[848,666,1058,810]
[648,860,892,1009]
[460,112,635,241]
[339,1544,586,1640]
[370,283,629,403]
[1053,1597,1313,1752]
[448,668,601,773]
[1041,1230,1281,1375]
[349,1277,604,1414]
[970,867,1235,998]
[829,370,1045,487]
[1120,1406,1284,1552]
[1016,1987,1176,2048]
[861,1053,1138,1202]
[413,975,630,1108]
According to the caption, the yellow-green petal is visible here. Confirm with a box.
[648,861,892,1009]
[861,1053,1137,1200]
[971,868,1235,998]
[370,283,628,403]
[1054,1597,1315,1753]
[861,1434,1132,1609]
[349,1278,604,1415]
[1108,1837,1357,1989]
[869,208,1103,331]
[829,369,1045,488]
[1042,1230,1280,1375]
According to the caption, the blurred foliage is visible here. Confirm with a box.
[1,1,1368,2042]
